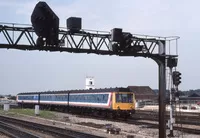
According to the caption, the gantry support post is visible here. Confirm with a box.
[156,40,166,138]
[158,61,166,138]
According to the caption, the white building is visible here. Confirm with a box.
[85,76,95,90]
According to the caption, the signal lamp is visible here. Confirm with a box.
[111,43,119,52]
[31,1,59,46]
[172,71,182,86]
[120,32,133,50]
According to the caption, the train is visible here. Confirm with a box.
[16,87,136,118]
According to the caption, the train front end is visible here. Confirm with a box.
[112,92,135,117]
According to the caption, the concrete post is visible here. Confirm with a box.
[35,105,40,115]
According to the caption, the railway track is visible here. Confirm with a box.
[132,110,200,126]
[75,113,200,136]
[0,115,104,138]
[126,119,200,135]
[0,121,40,138]
[73,110,200,135]
[130,112,200,135]
[3,107,200,137]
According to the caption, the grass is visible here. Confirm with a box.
[0,107,56,119]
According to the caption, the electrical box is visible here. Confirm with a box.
[67,17,82,30]
[111,28,122,42]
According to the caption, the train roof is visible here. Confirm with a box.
[17,87,131,95]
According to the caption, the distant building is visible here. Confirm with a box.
[189,93,200,97]
[128,86,157,102]
[179,92,200,105]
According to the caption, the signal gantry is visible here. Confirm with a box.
[0,1,180,138]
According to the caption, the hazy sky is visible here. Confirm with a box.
[0,0,199,95]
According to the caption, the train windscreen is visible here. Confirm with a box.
[116,93,133,103]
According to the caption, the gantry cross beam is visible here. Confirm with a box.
[0,23,176,59]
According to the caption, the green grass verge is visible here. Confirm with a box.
[0,108,56,119]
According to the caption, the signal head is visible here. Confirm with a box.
[31,1,59,46]
[172,71,182,86]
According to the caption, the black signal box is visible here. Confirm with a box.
[111,28,122,42]
[67,17,82,30]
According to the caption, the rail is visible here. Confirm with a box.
[0,115,104,138]
[0,121,40,138]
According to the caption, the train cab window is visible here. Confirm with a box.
[116,94,133,103]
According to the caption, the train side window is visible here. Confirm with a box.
[75,95,78,102]
[82,95,84,102]
[78,95,80,101]
[96,95,100,103]
[87,95,90,102]
[69,95,71,101]
[71,95,74,101]
[80,95,83,102]
[105,94,108,103]
[89,94,92,102]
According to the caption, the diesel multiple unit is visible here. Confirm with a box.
[16,88,136,118]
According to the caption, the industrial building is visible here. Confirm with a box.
[128,86,158,107]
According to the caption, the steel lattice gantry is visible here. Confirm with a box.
[0,24,177,58]
[0,23,179,138]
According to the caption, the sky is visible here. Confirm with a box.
[0,0,199,95]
